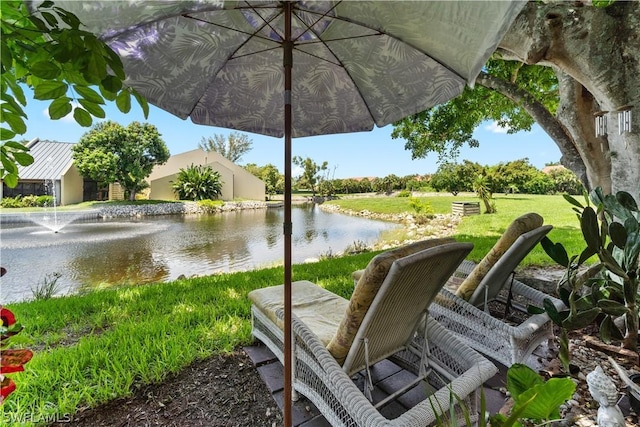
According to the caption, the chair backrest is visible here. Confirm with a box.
[326,237,455,364]
[467,224,552,307]
[341,242,473,376]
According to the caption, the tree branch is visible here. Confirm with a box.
[475,72,588,188]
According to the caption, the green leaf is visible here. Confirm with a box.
[563,307,601,330]
[581,207,601,252]
[0,127,16,140]
[33,81,68,100]
[616,191,638,211]
[590,187,606,207]
[597,299,628,317]
[599,316,624,343]
[527,305,545,315]
[48,97,73,120]
[540,236,569,267]
[2,112,27,135]
[132,89,149,119]
[543,298,564,326]
[73,108,93,127]
[1,153,18,174]
[4,74,26,105]
[515,378,576,420]
[100,76,122,95]
[563,194,584,209]
[27,15,48,31]
[506,364,543,401]
[623,231,640,271]
[73,86,105,104]
[1,141,29,150]
[1,40,12,71]
[3,173,18,188]
[577,246,597,266]
[13,152,34,167]
[78,99,106,118]
[40,11,59,28]
[609,222,627,248]
[116,90,131,113]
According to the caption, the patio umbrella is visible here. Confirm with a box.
[34,1,525,423]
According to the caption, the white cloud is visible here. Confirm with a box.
[485,121,510,134]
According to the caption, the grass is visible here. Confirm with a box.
[327,193,587,266]
[1,193,590,424]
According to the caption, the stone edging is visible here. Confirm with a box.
[317,203,462,250]
[96,201,271,218]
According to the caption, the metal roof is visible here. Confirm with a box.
[18,139,75,180]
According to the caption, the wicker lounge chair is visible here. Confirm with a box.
[429,225,566,367]
[249,241,498,426]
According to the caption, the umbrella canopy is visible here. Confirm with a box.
[36,1,525,424]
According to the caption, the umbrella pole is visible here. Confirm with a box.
[283,2,293,427]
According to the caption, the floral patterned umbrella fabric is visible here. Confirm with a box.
[30,1,525,424]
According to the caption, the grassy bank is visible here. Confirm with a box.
[1,193,586,424]
[328,193,585,265]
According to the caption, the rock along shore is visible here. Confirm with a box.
[95,200,273,218]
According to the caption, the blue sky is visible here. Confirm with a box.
[20,94,561,179]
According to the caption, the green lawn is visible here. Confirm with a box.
[1,193,589,424]
[328,193,586,266]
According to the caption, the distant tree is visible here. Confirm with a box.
[199,132,252,163]
[73,121,169,201]
[547,166,584,195]
[430,161,481,195]
[245,163,283,198]
[172,164,223,201]
[1,0,147,187]
[293,156,328,196]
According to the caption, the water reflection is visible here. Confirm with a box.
[0,204,397,302]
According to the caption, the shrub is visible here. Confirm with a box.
[172,164,224,201]
[35,195,54,207]
[396,190,411,197]
[0,196,23,208]
[197,199,224,213]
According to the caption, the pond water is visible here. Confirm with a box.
[0,205,398,303]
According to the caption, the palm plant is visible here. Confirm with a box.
[172,164,223,201]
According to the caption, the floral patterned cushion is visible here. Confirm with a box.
[326,237,455,364]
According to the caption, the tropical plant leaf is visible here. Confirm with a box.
[563,307,601,330]
[541,236,569,267]
[616,191,638,211]
[506,364,543,401]
[597,299,628,316]
[563,194,584,209]
[600,315,624,343]
[581,207,601,252]
[609,221,627,248]
[515,378,576,420]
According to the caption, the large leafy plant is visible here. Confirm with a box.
[536,188,639,370]
[489,364,575,427]
[172,164,224,201]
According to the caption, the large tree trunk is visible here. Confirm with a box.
[497,1,640,195]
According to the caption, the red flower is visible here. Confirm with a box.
[1,349,33,374]
[0,308,16,328]
[0,376,17,403]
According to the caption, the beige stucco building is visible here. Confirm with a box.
[1,139,87,206]
[3,140,265,205]
[147,148,265,202]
